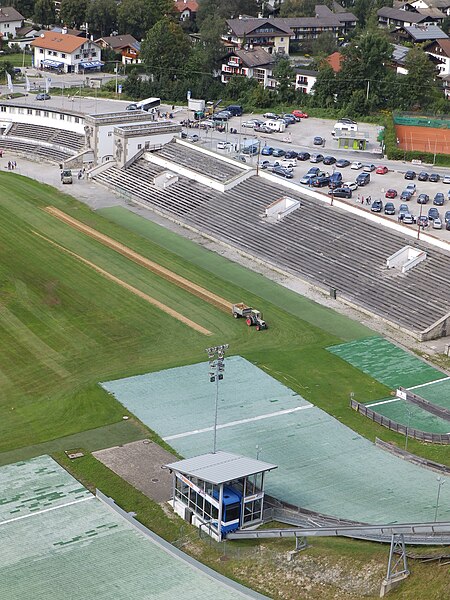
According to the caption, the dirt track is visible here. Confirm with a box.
[34,231,213,336]
[44,207,233,313]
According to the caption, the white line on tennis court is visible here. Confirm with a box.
[365,398,400,408]
[407,376,450,391]
[0,495,95,528]
[163,404,314,441]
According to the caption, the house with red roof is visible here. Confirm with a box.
[174,0,199,21]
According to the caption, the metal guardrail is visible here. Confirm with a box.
[350,399,450,444]
[397,386,450,422]
[375,438,450,475]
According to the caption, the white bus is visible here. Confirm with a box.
[126,97,161,112]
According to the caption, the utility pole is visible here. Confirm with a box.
[366,80,370,103]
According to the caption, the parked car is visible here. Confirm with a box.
[363,163,376,172]
[405,183,416,195]
[281,115,296,124]
[403,213,416,224]
[433,217,442,229]
[272,148,286,157]
[271,165,294,179]
[433,193,445,206]
[356,172,370,186]
[292,110,308,118]
[384,202,396,215]
[261,146,273,155]
[187,134,200,142]
[429,173,440,183]
[313,136,324,145]
[285,150,298,159]
[400,190,412,201]
[376,165,389,174]
[242,119,259,128]
[330,187,352,198]
[418,171,429,181]
[306,167,322,176]
[199,119,215,129]
[300,174,316,185]
[385,188,398,199]
[371,200,383,212]
[443,175,450,184]
[323,155,336,165]
[337,117,357,124]
[343,181,358,191]
[310,153,324,163]
[404,170,417,180]
[417,193,430,204]
[297,151,310,161]
[258,160,275,169]
[428,207,439,220]
[242,144,258,155]
[217,141,232,150]
[351,161,363,170]
[417,215,429,228]
[254,125,272,133]
[399,204,409,217]
[36,93,51,100]
[335,159,350,168]
[445,210,450,224]
[312,175,330,187]
[263,112,278,119]
[276,158,297,169]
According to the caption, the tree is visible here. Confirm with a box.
[272,56,296,102]
[280,0,317,17]
[402,46,438,110]
[310,62,336,107]
[197,0,259,24]
[140,17,191,79]
[311,32,337,58]
[117,0,174,39]
[197,14,226,72]
[33,0,55,27]
[10,0,35,18]
[59,0,88,29]
[86,0,117,37]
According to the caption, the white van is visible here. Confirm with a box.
[264,119,286,133]
[331,122,358,137]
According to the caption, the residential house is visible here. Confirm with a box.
[394,23,449,42]
[9,25,39,49]
[326,51,343,72]
[0,6,23,39]
[225,6,357,55]
[95,34,141,64]
[401,0,450,17]
[174,0,199,21]
[221,47,277,88]
[31,31,103,73]
[224,18,293,55]
[295,68,318,94]
[377,6,445,28]
[439,73,450,97]
[423,38,450,74]
[391,43,411,74]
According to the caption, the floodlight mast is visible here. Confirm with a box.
[206,344,229,454]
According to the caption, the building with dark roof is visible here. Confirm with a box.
[0,6,23,38]
[221,47,277,87]
[377,5,445,27]
[224,5,357,56]
[399,23,449,41]
[95,34,141,64]
[424,37,450,74]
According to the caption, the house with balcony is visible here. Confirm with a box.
[221,47,277,87]
[31,31,103,73]
[377,5,445,28]
[295,68,318,94]
[394,23,449,43]
[399,0,450,17]
[95,34,141,64]
[423,38,450,74]
[224,18,293,55]
[0,6,23,39]
[174,0,198,21]
[224,6,357,56]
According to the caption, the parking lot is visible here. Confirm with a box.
[188,112,450,239]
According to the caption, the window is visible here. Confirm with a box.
[91,52,96,57]
[0,106,6,112]
[107,131,112,137]
[62,53,66,58]
[40,49,43,53]
[27,109,32,114]
[67,115,72,122]
[60,114,64,120]
[137,143,142,149]
[35,110,41,116]
[75,54,80,59]
[74,117,79,123]
[44,111,49,117]
[18,108,24,114]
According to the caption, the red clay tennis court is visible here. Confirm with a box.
[395,124,450,154]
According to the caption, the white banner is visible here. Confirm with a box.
[45,76,52,93]
[25,74,31,92]
[6,72,13,93]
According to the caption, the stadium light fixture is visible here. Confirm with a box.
[206,344,229,454]
[434,477,445,522]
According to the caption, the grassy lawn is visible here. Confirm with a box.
[0,52,32,67]
[0,171,448,466]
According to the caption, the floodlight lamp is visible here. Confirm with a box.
[218,374,223,380]
[210,376,216,382]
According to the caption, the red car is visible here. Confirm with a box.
[376,165,389,174]
[385,188,398,199]
[292,110,309,119]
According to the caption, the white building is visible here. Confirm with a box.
[0,6,23,39]
[295,68,318,94]
[31,30,103,74]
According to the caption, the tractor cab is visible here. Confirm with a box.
[247,310,267,331]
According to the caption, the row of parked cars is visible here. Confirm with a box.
[404,170,450,184]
